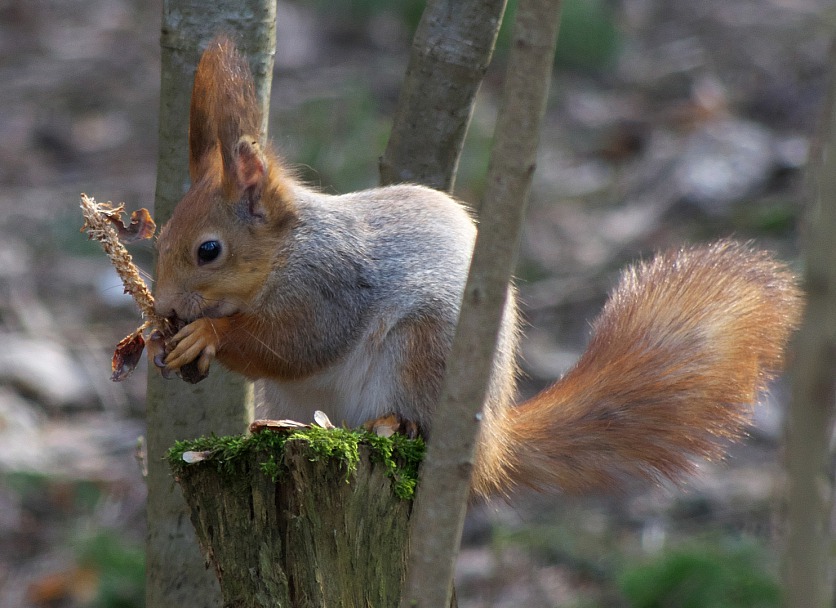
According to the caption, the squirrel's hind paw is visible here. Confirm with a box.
[363,413,420,439]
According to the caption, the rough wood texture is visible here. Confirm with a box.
[399,1,563,606]
[175,441,414,607]
[146,2,275,606]
[379,0,508,191]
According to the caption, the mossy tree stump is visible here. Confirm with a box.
[167,427,447,607]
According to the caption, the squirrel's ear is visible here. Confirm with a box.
[232,136,265,188]
[225,136,268,220]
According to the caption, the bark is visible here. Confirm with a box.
[398,1,563,606]
[146,2,275,606]
[172,438,415,607]
[783,40,836,608]
[379,0,508,192]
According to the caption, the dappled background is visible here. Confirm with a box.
[0,0,830,605]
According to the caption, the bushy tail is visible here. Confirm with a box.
[494,241,802,495]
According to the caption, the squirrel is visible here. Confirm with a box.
[152,36,803,498]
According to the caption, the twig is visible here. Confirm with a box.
[79,193,167,331]
[783,39,836,608]
[80,193,173,381]
[398,0,564,606]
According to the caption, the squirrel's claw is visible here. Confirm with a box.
[146,329,174,378]
[197,345,216,375]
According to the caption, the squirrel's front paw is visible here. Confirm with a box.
[165,317,220,376]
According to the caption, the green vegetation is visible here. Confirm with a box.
[4,471,146,607]
[77,531,145,608]
[304,0,623,74]
[553,0,621,72]
[733,199,799,236]
[167,425,425,500]
[492,508,781,608]
[619,541,782,608]
[276,87,391,193]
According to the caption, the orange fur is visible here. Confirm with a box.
[485,241,803,495]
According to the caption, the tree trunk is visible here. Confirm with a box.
[169,432,426,607]
[379,0,508,192]
[146,2,275,606]
[783,39,836,608]
[399,0,563,605]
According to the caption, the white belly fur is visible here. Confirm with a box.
[254,326,397,428]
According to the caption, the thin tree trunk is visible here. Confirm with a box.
[398,1,563,606]
[783,39,836,608]
[379,0,508,192]
[146,3,275,606]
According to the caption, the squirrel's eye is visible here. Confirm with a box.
[197,240,222,265]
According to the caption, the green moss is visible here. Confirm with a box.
[167,426,425,501]
[364,431,426,500]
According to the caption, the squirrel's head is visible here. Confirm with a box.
[154,36,296,324]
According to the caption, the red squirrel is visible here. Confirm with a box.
[152,37,803,498]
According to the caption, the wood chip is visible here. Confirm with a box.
[313,410,335,429]
[249,418,311,434]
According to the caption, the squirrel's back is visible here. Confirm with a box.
[279,181,481,352]
[337,183,476,295]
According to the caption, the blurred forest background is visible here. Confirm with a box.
[0,0,831,606]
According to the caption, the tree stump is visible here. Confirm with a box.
[167,428,445,607]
